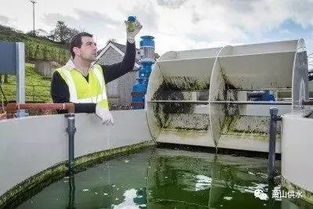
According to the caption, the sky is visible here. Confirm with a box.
[1,0,313,63]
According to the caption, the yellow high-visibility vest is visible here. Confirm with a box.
[56,60,109,109]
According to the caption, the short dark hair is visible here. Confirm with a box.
[69,32,93,58]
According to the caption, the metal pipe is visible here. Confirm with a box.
[30,0,36,34]
[5,103,75,118]
[148,100,292,105]
[268,107,281,180]
[65,113,76,176]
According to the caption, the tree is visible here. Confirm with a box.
[26,28,48,37]
[49,21,79,44]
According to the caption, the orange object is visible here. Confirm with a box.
[5,103,75,118]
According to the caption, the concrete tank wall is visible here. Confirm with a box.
[281,113,313,203]
[0,110,152,196]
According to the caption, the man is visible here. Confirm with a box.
[51,19,142,125]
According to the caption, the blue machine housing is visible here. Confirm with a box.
[247,90,275,101]
[131,36,155,109]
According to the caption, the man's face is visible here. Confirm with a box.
[74,36,97,61]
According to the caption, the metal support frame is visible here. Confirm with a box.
[268,107,282,180]
[15,43,26,117]
[65,113,76,175]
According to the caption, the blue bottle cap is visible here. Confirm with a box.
[128,16,136,22]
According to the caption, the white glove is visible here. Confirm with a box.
[95,104,114,125]
[125,19,143,43]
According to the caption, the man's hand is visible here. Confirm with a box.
[95,104,114,125]
[125,19,142,44]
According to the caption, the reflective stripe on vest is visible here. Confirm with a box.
[56,64,109,109]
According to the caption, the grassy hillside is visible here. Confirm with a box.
[0,25,71,103]
[0,25,69,65]
[1,64,52,102]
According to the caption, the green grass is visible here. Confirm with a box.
[1,63,52,102]
[0,25,69,102]
[0,25,69,65]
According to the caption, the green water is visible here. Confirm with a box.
[16,148,313,209]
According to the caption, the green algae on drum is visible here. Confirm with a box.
[151,81,210,131]
[162,76,210,91]
[221,115,281,136]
